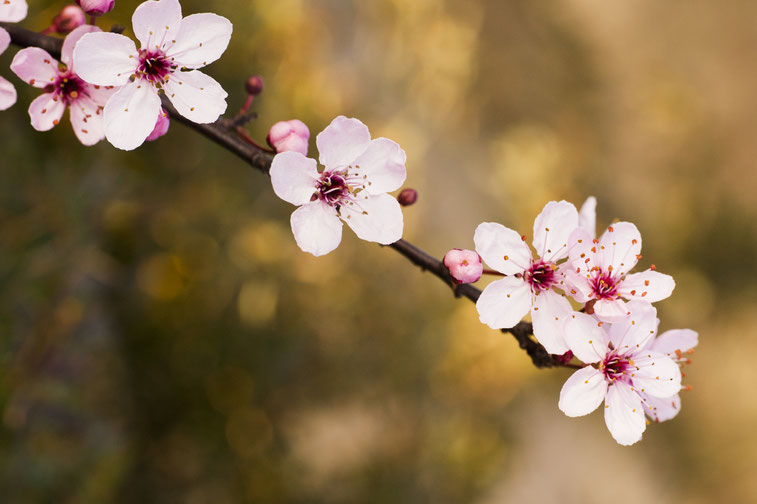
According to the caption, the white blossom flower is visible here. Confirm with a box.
[564,221,675,322]
[0,0,28,111]
[474,201,579,354]
[73,0,232,150]
[270,116,406,256]
[558,307,682,445]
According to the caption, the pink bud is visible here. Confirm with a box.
[554,350,574,365]
[267,119,310,155]
[245,75,264,96]
[52,5,86,34]
[145,108,170,142]
[75,0,115,17]
[397,188,418,206]
[443,249,483,284]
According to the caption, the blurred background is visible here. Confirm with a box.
[0,0,753,502]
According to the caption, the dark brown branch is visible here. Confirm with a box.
[3,23,561,369]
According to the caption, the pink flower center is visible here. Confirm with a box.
[313,168,369,216]
[136,49,174,84]
[589,270,619,300]
[600,353,632,384]
[44,71,87,106]
[525,260,557,292]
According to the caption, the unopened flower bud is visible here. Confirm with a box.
[267,119,309,155]
[245,75,264,96]
[554,350,574,365]
[146,108,170,142]
[52,5,86,34]
[443,249,483,284]
[75,0,115,17]
[397,188,418,206]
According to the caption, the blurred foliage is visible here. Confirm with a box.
[1,0,755,502]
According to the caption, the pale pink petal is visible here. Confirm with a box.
[61,24,100,68]
[0,0,27,22]
[165,13,232,69]
[73,32,138,87]
[631,351,681,398]
[475,277,532,330]
[0,75,16,111]
[642,392,681,423]
[593,298,630,323]
[103,80,161,150]
[562,268,593,303]
[343,193,403,245]
[70,96,105,146]
[10,47,60,88]
[596,222,641,277]
[578,196,597,238]
[163,69,227,123]
[352,138,407,194]
[28,93,66,131]
[563,311,608,363]
[270,151,319,206]
[316,116,371,169]
[83,82,118,106]
[532,200,578,262]
[567,227,597,275]
[290,201,342,257]
[531,289,573,354]
[559,366,607,417]
[131,0,182,50]
[619,270,675,303]
[607,305,657,350]
[604,383,645,446]
[0,26,9,54]
[473,222,532,275]
[653,328,698,357]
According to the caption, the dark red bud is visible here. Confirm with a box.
[397,188,418,207]
[554,350,574,366]
[245,75,265,96]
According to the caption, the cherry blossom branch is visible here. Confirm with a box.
[3,23,561,369]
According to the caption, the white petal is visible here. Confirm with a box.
[596,222,641,277]
[316,116,371,169]
[163,69,227,123]
[578,196,597,238]
[566,226,597,275]
[132,0,182,50]
[103,80,161,150]
[559,366,607,417]
[352,137,407,194]
[165,13,232,69]
[604,383,646,446]
[631,351,681,398]
[0,26,10,54]
[28,93,66,131]
[641,392,681,423]
[0,75,16,111]
[10,47,59,88]
[593,298,630,323]
[0,0,27,23]
[532,200,578,262]
[270,151,319,205]
[563,311,608,363]
[73,32,138,87]
[619,270,675,303]
[531,290,573,354]
[653,329,698,357]
[475,277,532,330]
[473,222,532,275]
[606,304,658,350]
[290,201,342,257]
[562,267,593,303]
[343,193,403,245]
[69,96,105,146]
[62,25,101,68]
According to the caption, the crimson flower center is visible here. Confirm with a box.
[46,72,86,106]
[601,353,632,384]
[590,270,619,300]
[526,260,557,292]
[137,50,173,84]
[316,171,352,207]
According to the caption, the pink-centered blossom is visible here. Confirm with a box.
[0,0,28,111]
[474,201,579,354]
[558,307,682,446]
[443,249,483,284]
[72,0,232,150]
[10,25,116,145]
[564,222,675,322]
[270,116,406,257]
[268,119,310,155]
